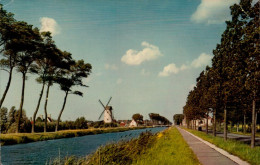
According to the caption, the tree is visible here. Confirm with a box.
[0,5,17,108]
[149,113,171,125]
[30,31,61,133]
[14,22,42,133]
[75,117,88,129]
[132,113,143,125]
[173,114,184,125]
[55,58,92,132]
[7,106,16,128]
[0,107,8,133]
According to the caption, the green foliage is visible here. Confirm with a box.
[35,117,43,122]
[183,1,259,144]
[0,5,92,133]
[132,113,143,124]
[173,114,184,125]
[149,113,171,125]
[0,107,8,132]
[75,117,88,129]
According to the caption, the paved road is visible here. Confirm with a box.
[177,127,247,165]
[203,130,260,146]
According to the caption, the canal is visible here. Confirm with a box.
[1,127,166,164]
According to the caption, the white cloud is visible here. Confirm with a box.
[141,69,150,76]
[105,64,118,70]
[116,78,123,84]
[158,53,212,77]
[121,41,162,65]
[180,64,189,71]
[191,53,212,68]
[40,17,60,35]
[191,0,238,24]
[159,63,180,77]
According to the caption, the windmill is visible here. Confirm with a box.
[98,97,114,123]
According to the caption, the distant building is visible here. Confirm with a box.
[182,115,213,127]
[129,119,137,127]
[120,122,126,127]
[37,114,52,122]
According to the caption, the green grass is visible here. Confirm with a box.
[185,128,260,165]
[50,130,157,165]
[50,127,199,165]
[132,127,200,165]
[0,126,148,146]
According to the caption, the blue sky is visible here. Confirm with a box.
[1,0,240,121]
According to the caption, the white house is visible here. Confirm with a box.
[129,119,137,127]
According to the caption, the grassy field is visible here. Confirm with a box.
[54,127,199,165]
[132,127,200,165]
[185,128,260,165]
[0,126,148,146]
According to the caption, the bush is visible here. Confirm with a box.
[75,117,88,129]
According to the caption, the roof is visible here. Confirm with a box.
[105,106,113,110]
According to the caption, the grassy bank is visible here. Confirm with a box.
[185,128,260,165]
[52,127,199,165]
[0,126,148,146]
[132,127,199,165]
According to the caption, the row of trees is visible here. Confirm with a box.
[183,0,259,148]
[0,106,89,133]
[173,114,184,125]
[149,113,171,125]
[0,5,92,133]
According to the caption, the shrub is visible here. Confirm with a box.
[75,117,88,129]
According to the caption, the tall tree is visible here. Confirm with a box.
[0,5,17,108]
[14,23,42,133]
[55,57,92,132]
[30,32,60,133]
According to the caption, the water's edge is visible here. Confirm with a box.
[0,126,150,146]
[1,127,166,164]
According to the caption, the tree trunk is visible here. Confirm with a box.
[0,67,13,108]
[251,91,256,148]
[243,113,246,134]
[44,82,51,133]
[16,73,26,133]
[55,91,69,132]
[213,109,216,136]
[237,123,239,132]
[206,111,209,134]
[195,120,197,130]
[32,82,45,133]
[224,106,227,141]
[255,113,258,134]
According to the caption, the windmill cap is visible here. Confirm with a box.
[105,106,113,110]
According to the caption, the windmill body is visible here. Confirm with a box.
[98,97,114,123]
[104,106,113,123]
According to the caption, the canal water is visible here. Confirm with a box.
[1,127,166,164]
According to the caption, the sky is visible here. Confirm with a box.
[0,0,242,122]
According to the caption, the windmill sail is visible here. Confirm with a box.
[98,110,105,120]
[98,97,113,123]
